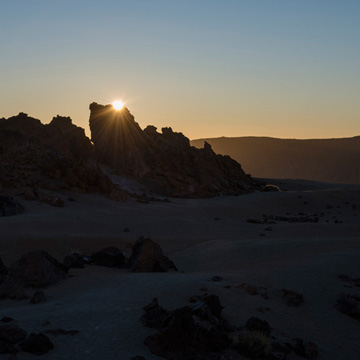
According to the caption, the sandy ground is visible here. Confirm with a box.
[1,179,360,359]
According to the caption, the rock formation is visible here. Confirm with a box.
[0,112,124,198]
[89,103,256,197]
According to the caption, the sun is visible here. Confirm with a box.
[112,100,124,110]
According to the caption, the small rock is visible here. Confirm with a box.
[20,333,54,355]
[0,257,8,275]
[0,317,14,323]
[211,275,223,282]
[23,188,36,201]
[91,247,126,268]
[141,298,170,329]
[0,324,27,344]
[0,340,18,354]
[335,293,360,320]
[63,253,87,269]
[127,237,177,272]
[30,290,46,304]
[281,289,304,307]
[245,317,271,337]
[237,283,258,296]
[43,329,79,336]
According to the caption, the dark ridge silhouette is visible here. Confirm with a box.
[89,103,257,197]
[0,112,120,196]
[191,136,360,185]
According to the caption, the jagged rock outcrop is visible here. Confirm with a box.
[89,103,256,197]
[0,112,125,198]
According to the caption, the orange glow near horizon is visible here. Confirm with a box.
[112,100,124,110]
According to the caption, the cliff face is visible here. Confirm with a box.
[0,113,116,195]
[89,103,256,197]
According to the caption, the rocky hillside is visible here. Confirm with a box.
[191,136,360,185]
[89,103,257,197]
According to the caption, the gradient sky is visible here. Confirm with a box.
[1,0,359,139]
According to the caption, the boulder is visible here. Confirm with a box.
[143,295,232,360]
[30,290,46,304]
[141,298,170,329]
[20,333,54,355]
[0,196,24,216]
[91,247,126,268]
[244,317,271,337]
[0,324,27,344]
[0,340,18,354]
[281,289,304,307]
[127,237,177,272]
[63,252,90,269]
[7,251,68,288]
[335,293,360,320]
[0,257,8,276]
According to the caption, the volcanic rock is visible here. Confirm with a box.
[281,289,304,307]
[20,333,54,355]
[0,324,27,344]
[141,298,170,329]
[127,237,177,272]
[30,290,46,304]
[0,196,24,216]
[91,247,126,268]
[89,103,256,197]
[244,317,271,337]
[335,293,360,320]
[0,112,124,199]
[7,251,68,288]
[143,295,232,360]
[63,252,90,269]
[0,257,8,276]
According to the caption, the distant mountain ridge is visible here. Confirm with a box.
[191,136,360,185]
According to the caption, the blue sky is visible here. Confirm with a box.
[1,0,359,139]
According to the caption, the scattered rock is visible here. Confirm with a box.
[1,317,14,323]
[0,324,27,344]
[141,298,170,329]
[30,290,46,304]
[7,251,68,288]
[23,188,36,201]
[238,330,271,359]
[338,274,360,288]
[0,196,24,216]
[281,289,304,307]
[127,237,177,272]
[63,252,89,269]
[20,333,54,355]
[43,329,79,336]
[211,275,223,282]
[244,317,271,337]
[0,340,18,354]
[237,283,258,296]
[263,184,280,192]
[91,247,126,268]
[291,338,318,359]
[335,293,360,320]
[0,257,8,275]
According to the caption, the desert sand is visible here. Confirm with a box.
[1,179,360,359]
